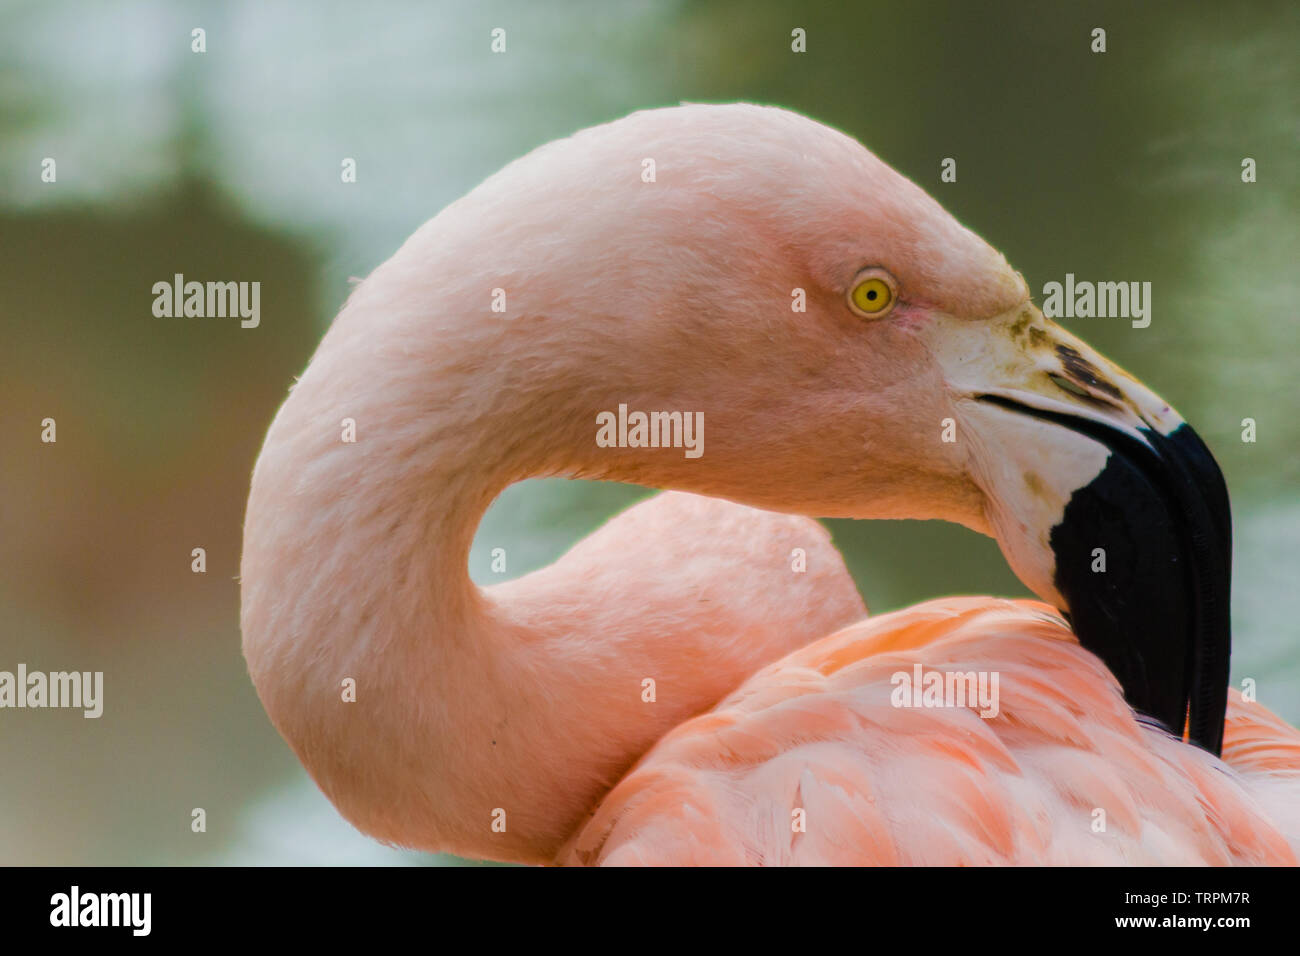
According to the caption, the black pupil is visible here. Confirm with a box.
[866,290,878,300]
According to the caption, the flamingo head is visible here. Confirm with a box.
[469,104,1230,752]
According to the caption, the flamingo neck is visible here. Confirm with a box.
[240,267,810,864]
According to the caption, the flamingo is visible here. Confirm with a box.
[240,103,1300,865]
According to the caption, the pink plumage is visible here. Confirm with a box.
[240,104,1299,865]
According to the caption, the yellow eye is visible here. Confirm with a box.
[848,271,897,317]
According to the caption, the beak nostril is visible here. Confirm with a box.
[1049,373,1091,399]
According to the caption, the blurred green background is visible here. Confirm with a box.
[0,0,1296,864]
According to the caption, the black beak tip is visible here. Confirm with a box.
[1050,423,1232,756]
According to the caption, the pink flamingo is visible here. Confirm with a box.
[240,104,1300,865]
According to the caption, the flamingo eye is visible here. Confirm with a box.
[848,270,897,318]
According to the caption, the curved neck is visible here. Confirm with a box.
[240,264,858,863]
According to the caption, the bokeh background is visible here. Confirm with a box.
[1,0,1296,864]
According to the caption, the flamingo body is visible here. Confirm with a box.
[545,494,1300,865]
[562,596,1300,865]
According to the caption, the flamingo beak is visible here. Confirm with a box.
[948,307,1232,754]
